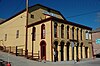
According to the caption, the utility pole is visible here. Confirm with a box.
[25,0,28,58]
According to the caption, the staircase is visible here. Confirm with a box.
[28,51,40,61]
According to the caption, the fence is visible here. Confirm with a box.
[0,45,40,61]
[28,51,40,60]
[1,45,24,56]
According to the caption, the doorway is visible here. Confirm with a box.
[40,41,46,60]
[60,41,64,61]
[54,41,58,61]
[67,42,70,61]
[85,47,88,58]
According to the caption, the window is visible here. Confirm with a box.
[54,22,57,38]
[89,32,92,40]
[67,26,69,39]
[77,28,79,40]
[31,14,34,18]
[16,30,19,38]
[41,24,45,39]
[80,29,82,40]
[72,27,74,40]
[61,24,64,38]
[86,31,89,40]
[32,27,36,41]
[5,34,7,41]
[47,9,51,12]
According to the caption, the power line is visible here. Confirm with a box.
[67,10,100,18]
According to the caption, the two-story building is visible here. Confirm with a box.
[0,4,93,61]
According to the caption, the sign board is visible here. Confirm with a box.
[42,10,57,17]
[96,39,100,44]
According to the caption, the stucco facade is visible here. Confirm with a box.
[0,4,93,61]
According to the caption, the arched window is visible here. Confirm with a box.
[72,27,74,40]
[80,29,82,40]
[67,26,69,39]
[54,22,57,38]
[76,28,79,40]
[32,27,36,41]
[41,24,45,39]
[61,24,64,38]
[86,31,89,40]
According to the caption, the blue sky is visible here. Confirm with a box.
[0,0,100,29]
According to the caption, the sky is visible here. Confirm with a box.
[0,0,100,30]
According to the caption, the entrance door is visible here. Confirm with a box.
[76,43,79,60]
[85,47,88,58]
[60,42,64,61]
[54,41,58,61]
[40,41,46,60]
[67,42,70,61]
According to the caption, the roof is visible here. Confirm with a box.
[92,27,100,33]
[28,4,66,20]
[0,4,66,25]
[0,4,92,30]
[28,16,92,30]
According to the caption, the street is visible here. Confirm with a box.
[0,51,100,66]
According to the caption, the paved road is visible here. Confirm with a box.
[0,51,100,66]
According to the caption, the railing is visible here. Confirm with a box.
[1,45,24,56]
[28,51,40,61]
[0,45,40,61]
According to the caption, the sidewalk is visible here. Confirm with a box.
[75,58,100,64]
[0,51,100,66]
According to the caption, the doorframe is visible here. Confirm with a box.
[60,41,64,61]
[40,40,46,60]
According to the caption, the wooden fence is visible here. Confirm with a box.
[0,46,40,61]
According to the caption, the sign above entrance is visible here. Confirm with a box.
[42,10,57,17]
[96,39,100,44]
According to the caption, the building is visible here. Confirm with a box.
[0,18,4,23]
[0,4,93,61]
[92,28,100,57]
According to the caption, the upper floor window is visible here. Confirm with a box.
[72,27,74,40]
[54,22,58,38]
[61,24,64,38]
[89,32,92,40]
[67,26,69,39]
[86,31,89,40]
[77,28,79,40]
[41,24,45,39]
[32,27,36,41]
[16,30,19,38]
[5,34,7,41]
[80,29,82,40]
[31,14,34,18]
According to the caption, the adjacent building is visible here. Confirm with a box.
[92,28,100,57]
[0,4,93,61]
[0,18,4,23]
